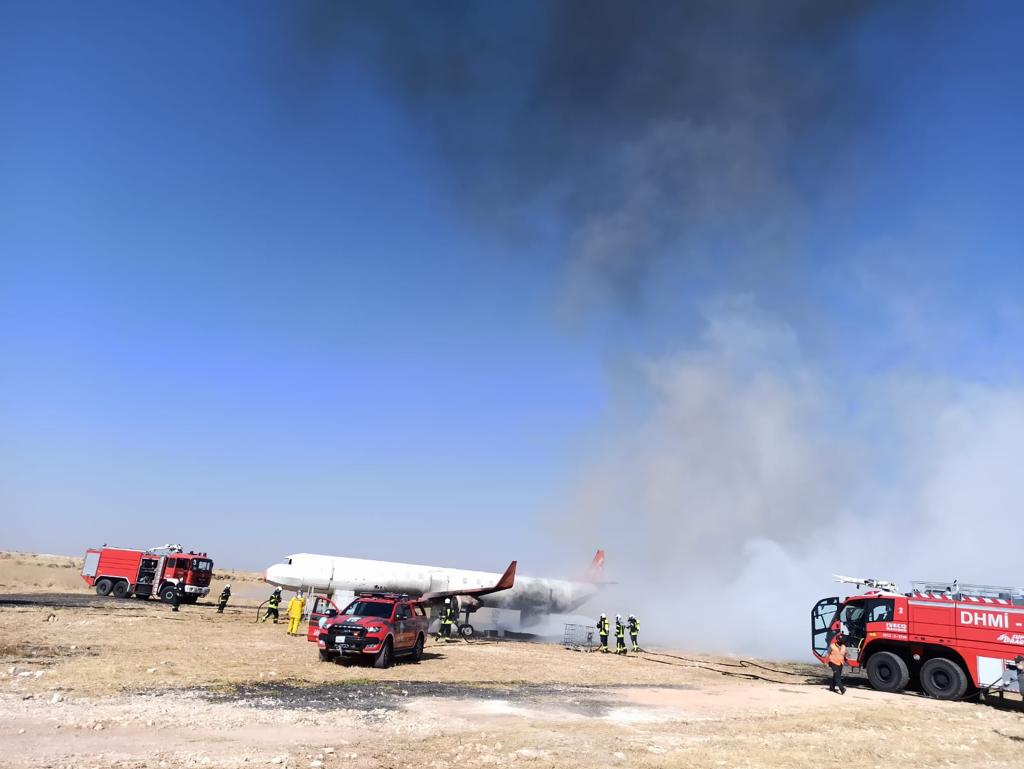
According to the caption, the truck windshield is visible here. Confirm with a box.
[191,559,212,571]
[343,601,393,619]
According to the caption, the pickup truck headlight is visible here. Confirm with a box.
[366,626,382,633]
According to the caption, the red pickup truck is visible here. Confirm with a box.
[317,592,429,668]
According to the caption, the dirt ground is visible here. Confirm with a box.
[3,553,1024,768]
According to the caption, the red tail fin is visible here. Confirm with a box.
[586,549,605,581]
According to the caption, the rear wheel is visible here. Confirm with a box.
[95,578,113,596]
[111,581,130,599]
[866,651,910,693]
[159,585,178,603]
[411,634,425,662]
[920,657,968,700]
[373,638,393,669]
[459,624,475,639]
[318,649,333,663]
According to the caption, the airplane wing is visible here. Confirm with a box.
[418,560,516,603]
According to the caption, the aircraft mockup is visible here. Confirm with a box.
[263,550,605,623]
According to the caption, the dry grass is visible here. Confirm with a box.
[3,556,1024,768]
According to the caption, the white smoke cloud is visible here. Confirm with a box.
[560,296,1024,660]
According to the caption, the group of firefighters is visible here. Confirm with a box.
[596,613,640,654]
[172,584,308,636]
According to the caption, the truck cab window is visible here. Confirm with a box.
[866,598,895,623]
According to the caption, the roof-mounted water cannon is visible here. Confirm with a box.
[833,574,899,593]
[145,544,184,555]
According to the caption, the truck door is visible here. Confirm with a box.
[307,596,338,642]
[811,597,840,662]
[135,557,160,597]
[840,599,868,663]
[393,603,412,649]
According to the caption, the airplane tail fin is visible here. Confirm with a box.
[492,560,517,592]
[584,549,605,582]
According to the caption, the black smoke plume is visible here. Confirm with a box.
[279,0,890,308]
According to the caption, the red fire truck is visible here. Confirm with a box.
[812,576,1024,700]
[80,544,213,603]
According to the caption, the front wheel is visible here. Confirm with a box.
[866,651,910,693]
[459,624,475,639]
[95,578,113,597]
[373,638,393,669]
[159,585,178,603]
[920,657,969,700]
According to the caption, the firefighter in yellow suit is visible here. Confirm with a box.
[286,594,306,636]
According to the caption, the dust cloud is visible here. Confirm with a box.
[559,297,1024,659]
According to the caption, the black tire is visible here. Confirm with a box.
[95,578,113,596]
[865,651,910,693]
[111,581,130,599]
[159,585,178,604]
[459,624,475,639]
[373,638,393,669]
[411,634,425,662]
[920,657,969,700]
[318,649,333,663]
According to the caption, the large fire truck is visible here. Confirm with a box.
[812,576,1024,700]
[80,544,213,603]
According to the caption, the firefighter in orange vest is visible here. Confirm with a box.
[827,633,847,694]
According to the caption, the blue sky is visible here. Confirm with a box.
[2,1,1023,589]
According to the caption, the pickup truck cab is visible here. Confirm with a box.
[317,592,429,668]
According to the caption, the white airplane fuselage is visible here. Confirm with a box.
[264,553,598,615]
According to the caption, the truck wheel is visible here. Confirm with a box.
[459,624,475,639]
[373,638,393,669]
[412,634,425,662]
[95,578,113,596]
[318,649,333,663]
[920,657,969,700]
[865,651,910,693]
[111,581,130,599]
[159,585,178,603]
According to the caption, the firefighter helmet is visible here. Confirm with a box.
[444,598,451,604]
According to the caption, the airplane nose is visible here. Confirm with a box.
[264,564,300,590]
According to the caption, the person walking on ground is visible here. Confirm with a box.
[217,584,231,613]
[615,614,627,655]
[628,614,640,652]
[262,588,282,623]
[596,613,609,653]
[438,598,454,640]
[171,580,185,612]
[827,633,848,694]
[286,593,305,636]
